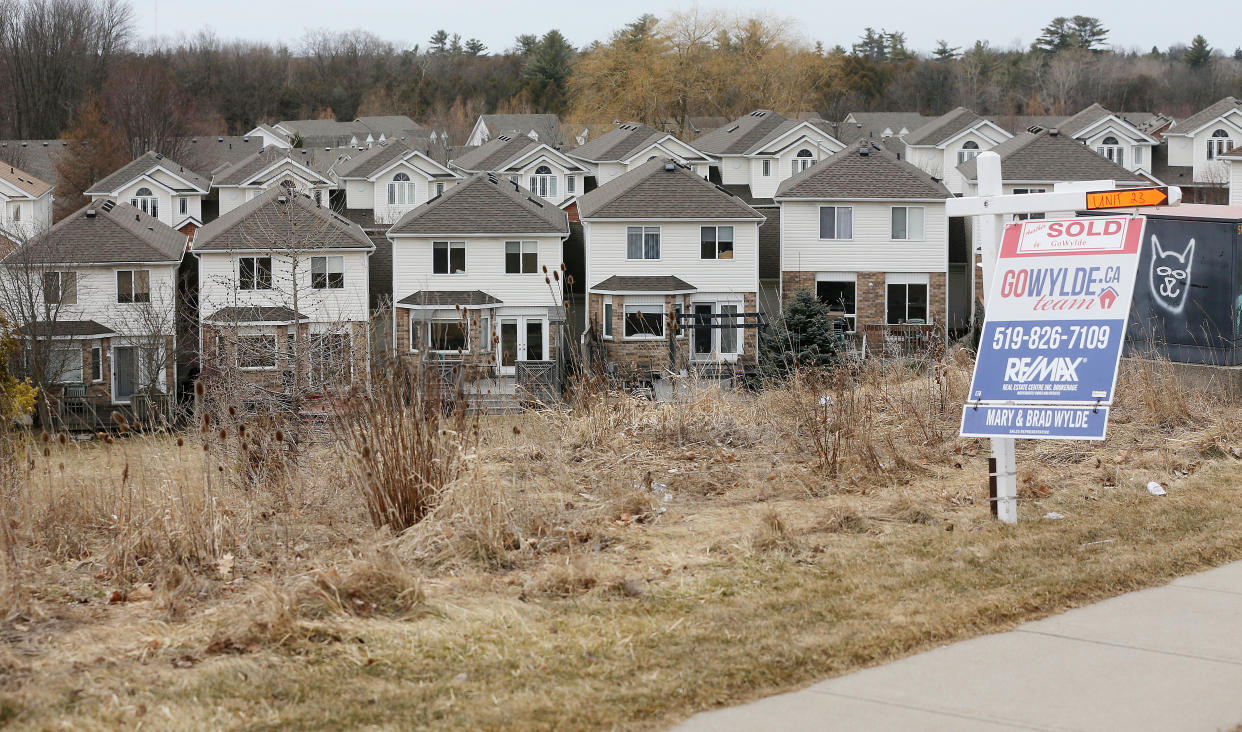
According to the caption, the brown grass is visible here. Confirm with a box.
[1,355,1241,729]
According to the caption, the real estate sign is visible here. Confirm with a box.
[961,215,1145,440]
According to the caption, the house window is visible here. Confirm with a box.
[311,255,344,289]
[116,269,150,303]
[891,207,925,240]
[1134,146,1144,165]
[504,241,538,274]
[762,159,771,176]
[179,197,188,216]
[433,241,466,274]
[90,345,102,382]
[887,277,929,324]
[49,345,83,383]
[529,165,557,199]
[818,206,853,239]
[429,320,468,352]
[567,175,576,194]
[309,332,351,386]
[626,226,661,260]
[239,257,272,290]
[816,277,857,332]
[131,187,158,218]
[480,315,491,352]
[435,182,445,196]
[602,296,613,338]
[1208,129,1233,160]
[388,172,416,206]
[1012,188,1047,220]
[700,226,735,259]
[43,271,76,305]
[791,149,815,175]
[624,304,664,338]
[1096,136,1124,166]
[719,304,739,354]
[12,205,20,222]
[238,334,277,369]
[956,140,980,164]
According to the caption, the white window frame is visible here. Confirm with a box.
[700,225,735,260]
[1096,136,1124,167]
[529,166,557,199]
[818,206,853,240]
[761,159,771,177]
[1208,129,1233,160]
[427,319,470,353]
[504,241,538,274]
[237,334,278,370]
[43,270,76,305]
[891,206,925,241]
[885,273,931,325]
[238,256,272,290]
[116,269,151,304]
[626,226,661,260]
[567,175,576,194]
[387,173,416,206]
[1012,188,1047,221]
[957,140,981,165]
[623,303,665,339]
[90,345,103,382]
[816,273,858,333]
[179,197,188,216]
[791,149,815,175]
[602,296,613,339]
[432,241,466,275]
[480,315,492,352]
[131,187,158,218]
[50,344,83,383]
[1134,146,1144,165]
[311,255,344,289]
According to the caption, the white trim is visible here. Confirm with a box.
[364,150,459,182]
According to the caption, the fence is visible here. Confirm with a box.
[516,360,559,404]
[860,323,943,360]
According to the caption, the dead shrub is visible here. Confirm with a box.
[526,555,599,597]
[751,508,800,553]
[400,473,546,570]
[814,505,870,534]
[299,549,426,619]
[880,498,938,525]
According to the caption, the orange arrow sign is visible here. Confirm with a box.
[1085,187,1168,210]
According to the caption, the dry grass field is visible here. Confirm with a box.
[2,356,1242,729]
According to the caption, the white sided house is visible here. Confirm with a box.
[2,200,185,415]
[451,135,586,206]
[386,173,570,377]
[466,114,561,147]
[0,163,53,239]
[775,141,952,340]
[578,158,765,373]
[1220,147,1242,206]
[1163,97,1242,189]
[1058,104,1158,176]
[212,147,336,216]
[568,123,713,187]
[193,189,375,395]
[334,140,462,227]
[692,110,845,202]
[902,107,1013,195]
[85,151,210,236]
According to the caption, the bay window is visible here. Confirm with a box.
[624,304,664,338]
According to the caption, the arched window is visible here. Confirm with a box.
[1102,136,1119,145]
[280,179,297,189]
[529,165,557,199]
[957,140,981,165]
[388,171,415,206]
[791,148,816,175]
[1209,128,1234,160]
[131,187,158,217]
[1097,136,1124,166]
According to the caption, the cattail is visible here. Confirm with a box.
[39,432,48,443]
[512,426,521,435]
[228,405,236,417]
[237,424,246,437]
[218,465,224,472]
[275,429,284,443]
[194,381,205,397]
[176,437,184,447]
[57,433,67,445]
[542,264,548,273]
[42,447,50,458]
[361,445,371,458]
[203,412,212,427]
[553,271,559,281]
[202,443,208,452]
[559,262,566,271]
[111,411,124,426]
[105,436,114,444]
[567,275,574,285]
[218,429,227,441]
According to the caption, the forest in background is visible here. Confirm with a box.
[0,0,1239,155]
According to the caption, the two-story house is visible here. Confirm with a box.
[85,151,210,236]
[450,135,586,206]
[212,147,337,217]
[194,189,375,395]
[692,110,844,201]
[579,158,765,373]
[1057,104,1159,176]
[902,107,1013,194]
[1161,97,1242,202]
[775,141,953,337]
[334,140,462,227]
[466,114,562,147]
[386,173,569,377]
[2,200,185,411]
[0,163,53,239]
[568,123,713,187]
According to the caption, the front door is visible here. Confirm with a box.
[499,317,548,375]
[500,320,518,375]
[113,346,137,403]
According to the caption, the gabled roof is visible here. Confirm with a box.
[776,141,952,200]
[992,115,1066,136]
[475,114,561,145]
[192,188,373,252]
[956,128,1147,183]
[1166,97,1242,136]
[577,158,764,220]
[212,147,333,187]
[387,173,569,236]
[4,201,186,265]
[452,135,546,172]
[334,141,457,180]
[204,306,307,324]
[837,112,932,145]
[396,290,502,308]
[183,135,268,175]
[356,115,425,136]
[693,110,789,155]
[85,151,210,196]
[591,275,695,293]
[0,140,71,187]
[0,161,52,199]
[905,107,1010,147]
[752,118,842,155]
[1058,104,1158,144]
[569,123,670,162]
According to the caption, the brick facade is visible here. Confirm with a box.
[201,321,369,392]
[587,291,759,372]
[782,270,950,327]
[394,306,560,372]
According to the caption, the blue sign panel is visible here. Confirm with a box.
[960,404,1109,441]
[969,319,1125,403]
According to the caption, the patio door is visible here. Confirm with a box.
[113,346,137,403]
[692,303,714,360]
[498,317,548,376]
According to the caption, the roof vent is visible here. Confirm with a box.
[135,214,140,221]
[1048,128,1059,137]
[664,162,675,172]
[277,195,288,203]
[41,142,47,146]
[85,209,96,218]
[750,111,767,117]
[859,145,869,156]
[243,136,249,142]
[1027,125,1044,134]
[725,124,739,133]
[101,200,115,212]
[217,137,224,142]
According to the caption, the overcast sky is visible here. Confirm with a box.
[134,0,1214,55]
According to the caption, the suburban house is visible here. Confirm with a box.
[692,110,844,202]
[333,139,462,226]
[0,163,53,239]
[837,112,931,146]
[385,173,569,378]
[212,147,337,216]
[85,151,210,236]
[578,158,765,375]
[902,107,1014,195]
[1219,147,1242,206]
[568,123,713,187]
[775,141,954,341]
[2,199,185,420]
[271,115,427,149]
[193,189,375,396]
[1056,103,1159,176]
[1161,97,1242,202]
[451,135,585,206]
[466,113,562,147]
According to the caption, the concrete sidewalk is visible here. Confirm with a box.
[675,561,1242,731]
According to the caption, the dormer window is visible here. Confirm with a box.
[957,140,980,165]
[529,165,557,199]
[791,149,815,175]
[388,172,415,206]
[1096,136,1124,166]
[1208,128,1233,160]
[131,187,157,218]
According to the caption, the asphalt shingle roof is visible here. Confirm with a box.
[693,110,788,155]
[775,141,952,200]
[182,135,267,176]
[387,173,569,236]
[0,160,52,198]
[0,140,71,188]
[396,290,502,307]
[837,112,931,145]
[212,147,334,186]
[85,151,210,196]
[1168,97,1242,135]
[904,107,993,146]
[4,201,186,265]
[333,141,453,180]
[204,306,307,323]
[19,320,116,337]
[577,158,764,220]
[570,123,668,162]
[1059,104,1112,136]
[956,128,1148,183]
[452,135,542,172]
[193,188,374,252]
[476,114,561,145]
[591,275,696,292]
[1150,142,1192,186]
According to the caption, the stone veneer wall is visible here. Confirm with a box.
[393,306,558,371]
[781,271,949,327]
[587,292,759,372]
[201,321,369,392]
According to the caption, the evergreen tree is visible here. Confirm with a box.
[514,34,539,55]
[522,30,576,114]
[429,30,449,54]
[1185,35,1213,67]
[464,38,487,56]
[1034,16,1108,53]
[933,40,960,60]
[760,290,841,375]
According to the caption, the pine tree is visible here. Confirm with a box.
[464,38,487,56]
[522,30,576,114]
[933,40,960,60]
[429,30,449,55]
[760,290,841,375]
[1185,35,1212,67]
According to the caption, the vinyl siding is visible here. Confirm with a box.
[583,220,760,295]
[1189,117,1242,184]
[718,156,750,185]
[779,200,947,273]
[1230,160,1242,206]
[20,263,179,337]
[513,158,577,205]
[0,193,52,237]
[391,235,565,308]
[197,250,371,323]
[95,176,203,229]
